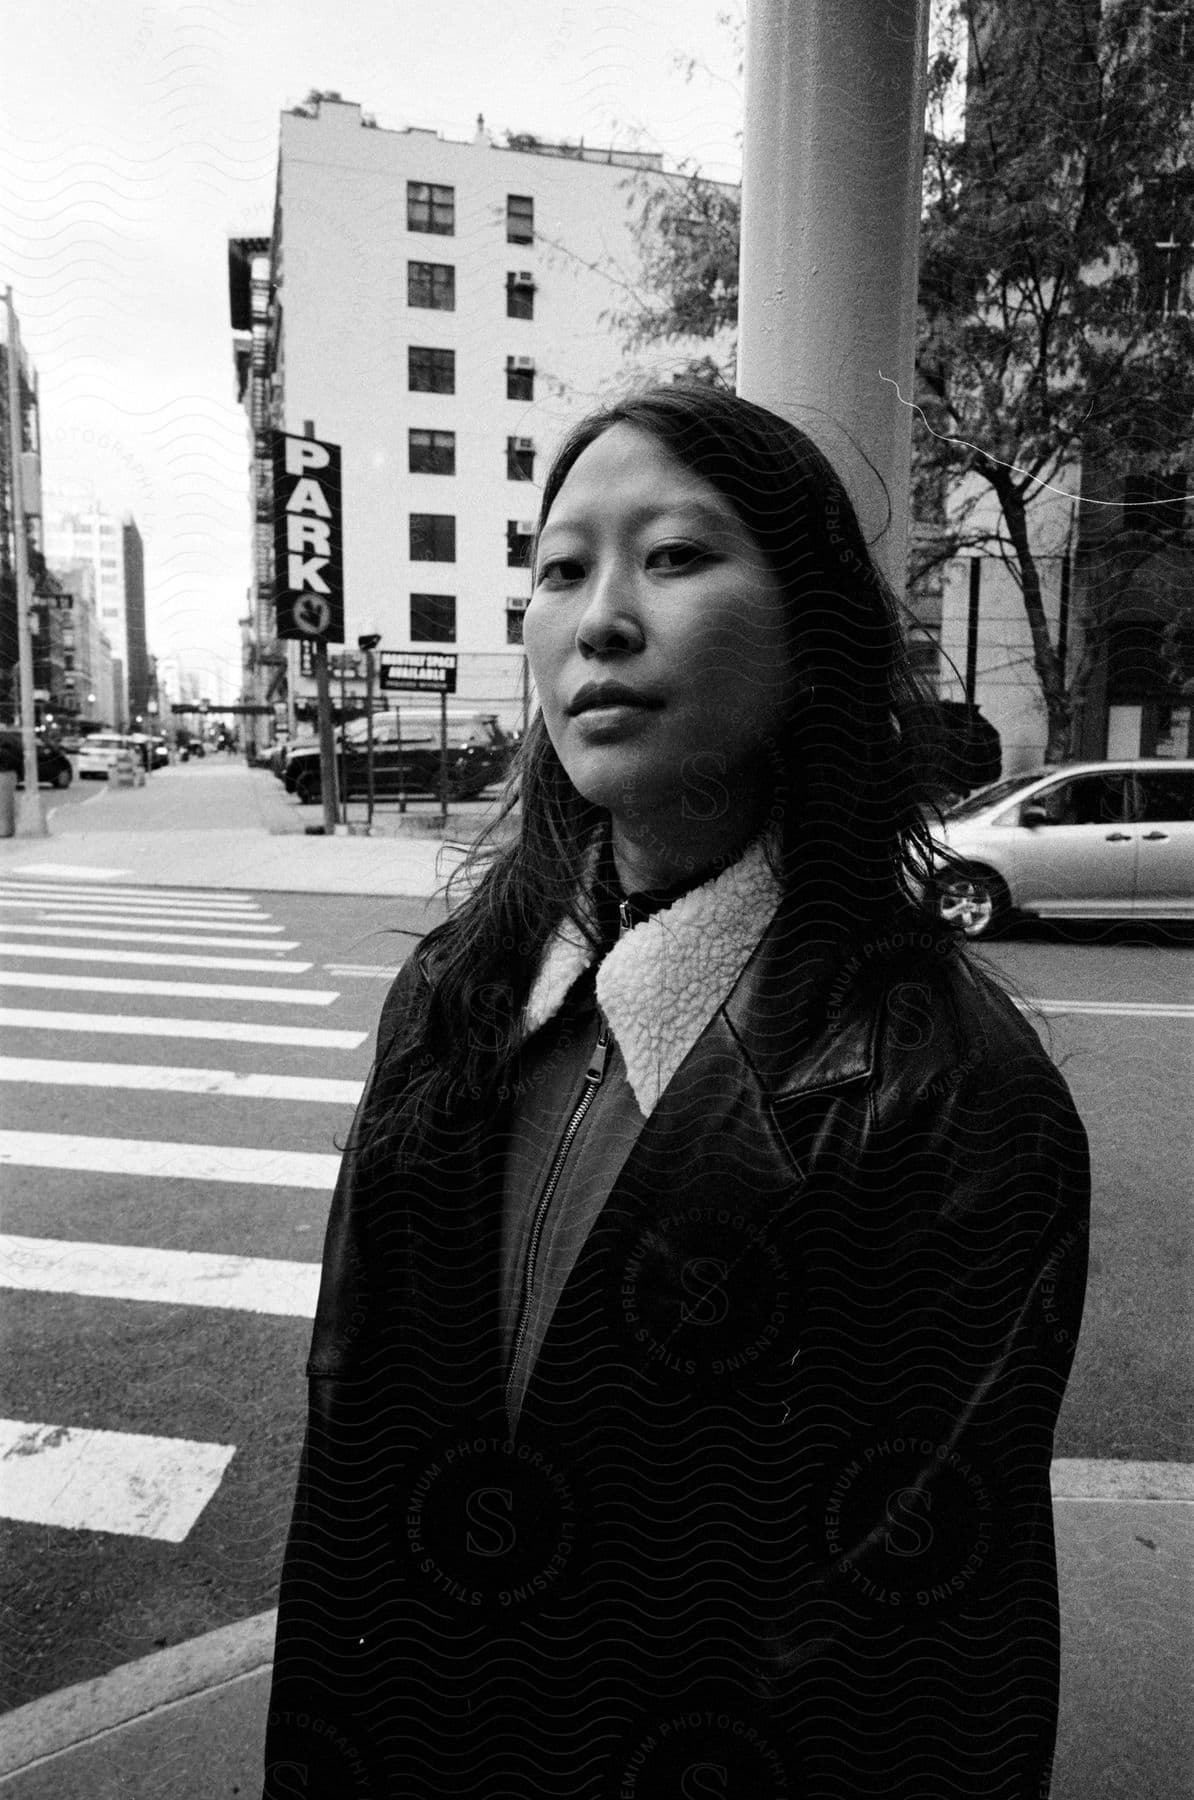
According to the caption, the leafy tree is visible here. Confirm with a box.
[615,0,1194,758]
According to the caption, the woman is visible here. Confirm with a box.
[264,385,1089,1799]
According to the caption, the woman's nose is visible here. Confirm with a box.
[575,559,642,652]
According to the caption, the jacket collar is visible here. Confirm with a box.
[522,830,784,1118]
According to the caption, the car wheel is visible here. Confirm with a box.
[295,771,321,806]
[55,766,73,788]
[937,865,1011,939]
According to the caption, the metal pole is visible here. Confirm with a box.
[397,703,406,814]
[438,689,448,830]
[737,0,931,594]
[338,654,348,819]
[365,648,376,829]
[314,641,338,832]
[4,288,46,836]
[965,558,981,705]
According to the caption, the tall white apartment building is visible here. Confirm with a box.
[43,491,128,722]
[232,96,714,727]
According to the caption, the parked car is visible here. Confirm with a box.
[284,709,512,806]
[77,732,137,780]
[931,759,1194,936]
[0,729,73,789]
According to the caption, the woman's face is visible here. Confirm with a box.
[523,424,796,841]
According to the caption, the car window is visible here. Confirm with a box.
[943,774,1039,820]
[1132,770,1194,823]
[1031,772,1129,825]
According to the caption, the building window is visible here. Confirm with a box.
[507,437,535,481]
[410,592,456,642]
[408,261,455,310]
[409,429,456,475]
[407,182,455,235]
[507,520,534,567]
[506,357,535,401]
[410,513,456,562]
[506,194,534,244]
[506,599,527,646]
[409,345,456,392]
[506,271,535,320]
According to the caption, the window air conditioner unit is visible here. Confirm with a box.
[514,437,534,452]
[517,271,534,284]
[516,520,536,535]
[514,355,535,369]
[507,597,529,613]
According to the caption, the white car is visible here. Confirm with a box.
[77,733,137,780]
[931,759,1194,936]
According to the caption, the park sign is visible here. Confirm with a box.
[271,430,344,643]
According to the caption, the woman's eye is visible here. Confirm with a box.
[535,558,583,586]
[648,543,705,571]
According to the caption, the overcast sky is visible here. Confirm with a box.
[2,0,745,698]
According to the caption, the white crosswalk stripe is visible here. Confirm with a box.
[0,971,338,1004]
[0,1007,365,1048]
[1,924,296,948]
[0,1057,363,1102]
[0,881,258,909]
[0,1418,236,1543]
[0,882,369,1546]
[0,1130,341,1188]
[0,1235,321,1317]
[0,943,312,974]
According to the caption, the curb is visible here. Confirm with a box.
[0,1611,276,1779]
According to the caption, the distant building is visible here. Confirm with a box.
[44,559,117,725]
[231,97,712,732]
[122,516,153,725]
[42,492,130,725]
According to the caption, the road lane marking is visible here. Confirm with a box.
[0,1235,322,1317]
[0,972,337,1005]
[0,1057,364,1102]
[0,900,267,925]
[0,1417,234,1542]
[0,1131,340,1188]
[0,944,312,974]
[0,1007,365,1049]
[1050,1460,1194,1501]
[1022,999,1194,1019]
[0,878,256,906]
[324,963,404,978]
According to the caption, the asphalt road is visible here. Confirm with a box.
[0,877,1190,1710]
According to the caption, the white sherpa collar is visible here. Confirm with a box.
[521,831,783,1119]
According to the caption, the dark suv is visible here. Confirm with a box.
[0,730,73,789]
[285,709,511,806]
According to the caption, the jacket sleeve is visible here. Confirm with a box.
[774,972,1091,1798]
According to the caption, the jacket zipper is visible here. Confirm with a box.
[504,901,632,1423]
[505,1012,611,1422]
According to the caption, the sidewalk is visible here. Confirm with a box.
[1,1473,1188,1798]
[0,760,513,898]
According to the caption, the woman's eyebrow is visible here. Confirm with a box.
[539,499,730,541]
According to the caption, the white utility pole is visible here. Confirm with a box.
[4,287,46,836]
[737,0,932,594]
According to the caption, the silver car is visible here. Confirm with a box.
[931,759,1194,936]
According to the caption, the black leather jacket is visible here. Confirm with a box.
[264,896,1089,1800]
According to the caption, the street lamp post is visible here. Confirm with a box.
[4,287,46,836]
[358,633,381,830]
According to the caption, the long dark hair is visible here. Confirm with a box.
[380,382,946,1123]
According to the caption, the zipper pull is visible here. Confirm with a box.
[586,1023,611,1085]
[618,898,633,936]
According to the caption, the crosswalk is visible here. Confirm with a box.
[0,872,377,1551]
